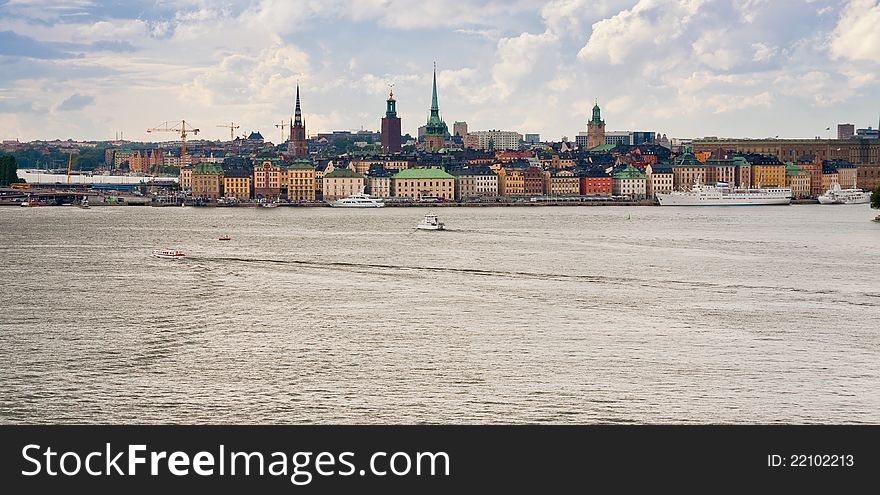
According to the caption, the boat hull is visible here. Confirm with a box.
[657,195,791,206]
[329,202,384,208]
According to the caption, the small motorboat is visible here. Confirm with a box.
[152,249,186,259]
[261,201,279,208]
[219,234,231,241]
[78,198,90,209]
[416,213,445,231]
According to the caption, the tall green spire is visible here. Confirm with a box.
[430,62,439,118]
[591,99,603,124]
[425,62,447,136]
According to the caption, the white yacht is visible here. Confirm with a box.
[416,213,445,230]
[817,183,871,205]
[657,180,791,206]
[329,191,385,208]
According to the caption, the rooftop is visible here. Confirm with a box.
[392,167,454,179]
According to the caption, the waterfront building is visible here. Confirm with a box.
[838,124,855,140]
[453,121,468,138]
[672,148,706,189]
[254,158,283,199]
[423,65,449,152]
[191,162,224,200]
[451,166,498,200]
[288,84,308,157]
[796,157,823,197]
[523,165,545,196]
[827,160,857,188]
[612,165,646,199]
[494,165,523,197]
[785,162,810,198]
[704,158,737,185]
[580,171,612,196]
[323,168,365,201]
[746,154,786,187]
[366,167,394,198]
[465,130,523,151]
[223,168,252,201]
[734,156,752,190]
[645,163,674,198]
[545,169,580,196]
[586,101,606,149]
[381,89,402,153]
[180,166,193,190]
[691,138,879,189]
[287,160,316,202]
[391,167,455,200]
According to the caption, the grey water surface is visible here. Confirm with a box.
[1,205,878,423]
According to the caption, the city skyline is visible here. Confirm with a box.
[1,0,879,142]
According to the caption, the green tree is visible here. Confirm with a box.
[871,185,880,210]
[0,155,21,186]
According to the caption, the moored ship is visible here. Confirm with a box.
[657,180,791,206]
[329,191,385,208]
[817,183,870,205]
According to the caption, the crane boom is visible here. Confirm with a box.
[147,120,199,169]
[216,121,240,142]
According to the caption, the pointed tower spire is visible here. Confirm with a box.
[430,61,439,115]
[294,83,303,126]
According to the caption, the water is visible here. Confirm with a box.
[1,205,878,424]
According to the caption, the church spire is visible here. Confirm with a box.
[294,83,303,126]
[430,62,439,117]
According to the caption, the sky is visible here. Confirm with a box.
[0,0,879,143]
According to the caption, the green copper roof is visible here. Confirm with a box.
[590,100,603,124]
[325,168,363,178]
[785,161,807,176]
[672,149,703,167]
[192,162,223,175]
[613,165,645,179]
[392,167,454,179]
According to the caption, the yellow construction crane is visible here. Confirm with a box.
[146,120,199,169]
[216,121,240,142]
[275,119,289,145]
[66,151,76,186]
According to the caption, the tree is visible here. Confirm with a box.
[872,185,880,210]
[0,155,21,186]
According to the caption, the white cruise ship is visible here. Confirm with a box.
[817,183,871,205]
[657,181,791,206]
[329,191,385,208]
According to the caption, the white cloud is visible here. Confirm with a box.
[830,0,880,64]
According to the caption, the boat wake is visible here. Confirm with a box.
[200,256,879,305]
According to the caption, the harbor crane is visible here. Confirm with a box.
[275,119,290,145]
[147,120,199,169]
[216,121,240,142]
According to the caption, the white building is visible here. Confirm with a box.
[464,130,522,150]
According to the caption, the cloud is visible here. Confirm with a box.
[830,0,880,64]
[0,0,878,142]
[57,93,94,111]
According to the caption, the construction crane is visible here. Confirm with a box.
[275,119,290,145]
[147,120,199,169]
[216,121,240,142]
[66,151,75,186]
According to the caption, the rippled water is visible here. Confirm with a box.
[1,204,878,424]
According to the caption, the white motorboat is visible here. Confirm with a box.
[152,249,186,259]
[261,201,279,208]
[330,191,385,208]
[817,183,871,205]
[78,198,90,209]
[657,179,791,206]
[416,213,445,230]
